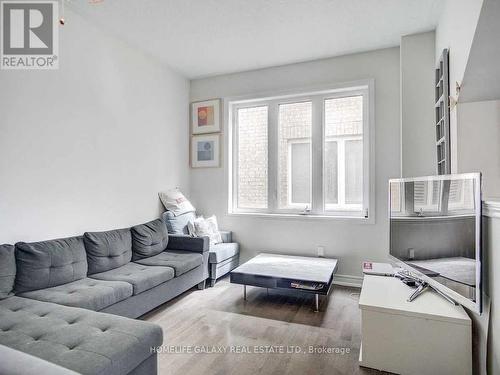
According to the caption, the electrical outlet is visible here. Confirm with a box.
[408,248,415,259]
[317,246,325,257]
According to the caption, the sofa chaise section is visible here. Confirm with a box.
[0,296,162,375]
[0,344,80,375]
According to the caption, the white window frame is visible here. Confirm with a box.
[226,80,375,221]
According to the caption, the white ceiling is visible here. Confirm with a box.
[70,0,444,79]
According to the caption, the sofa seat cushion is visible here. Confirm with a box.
[17,278,132,311]
[90,263,174,295]
[134,251,202,277]
[0,244,15,299]
[0,296,162,375]
[209,242,240,263]
[15,236,88,293]
[83,228,132,275]
[131,219,169,260]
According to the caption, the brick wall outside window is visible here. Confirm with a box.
[237,106,268,208]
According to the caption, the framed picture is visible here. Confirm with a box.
[191,134,220,168]
[191,99,221,134]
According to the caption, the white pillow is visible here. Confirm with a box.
[187,220,196,237]
[158,189,195,216]
[206,215,223,244]
[192,215,222,246]
[192,216,210,236]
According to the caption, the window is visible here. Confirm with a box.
[448,179,474,212]
[324,96,363,210]
[279,101,312,208]
[414,180,441,213]
[236,106,268,209]
[229,83,372,218]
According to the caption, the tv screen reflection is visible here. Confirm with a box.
[390,177,478,301]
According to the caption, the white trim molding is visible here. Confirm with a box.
[333,274,363,288]
[483,200,500,218]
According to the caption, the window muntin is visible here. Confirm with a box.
[230,85,370,218]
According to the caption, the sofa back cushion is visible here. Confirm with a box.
[0,244,16,299]
[83,228,132,274]
[131,219,168,260]
[15,236,88,293]
[162,211,196,235]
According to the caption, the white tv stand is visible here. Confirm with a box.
[359,275,472,375]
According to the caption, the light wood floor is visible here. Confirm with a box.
[142,276,385,375]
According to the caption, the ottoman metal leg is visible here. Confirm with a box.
[197,280,206,290]
[314,294,319,312]
[243,285,247,301]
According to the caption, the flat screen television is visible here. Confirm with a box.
[389,173,482,314]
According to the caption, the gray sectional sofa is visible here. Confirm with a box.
[0,217,212,375]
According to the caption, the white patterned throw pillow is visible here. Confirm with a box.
[192,215,222,246]
[158,189,195,216]
[206,215,223,245]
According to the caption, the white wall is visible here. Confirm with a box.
[0,9,190,244]
[190,48,401,282]
[435,0,484,172]
[457,100,500,200]
[400,31,436,177]
[460,0,500,103]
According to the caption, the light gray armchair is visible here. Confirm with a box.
[162,211,240,286]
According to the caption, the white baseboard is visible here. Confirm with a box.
[333,273,363,288]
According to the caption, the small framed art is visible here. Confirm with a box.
[191,134,220,168]
[191,99,221,134]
